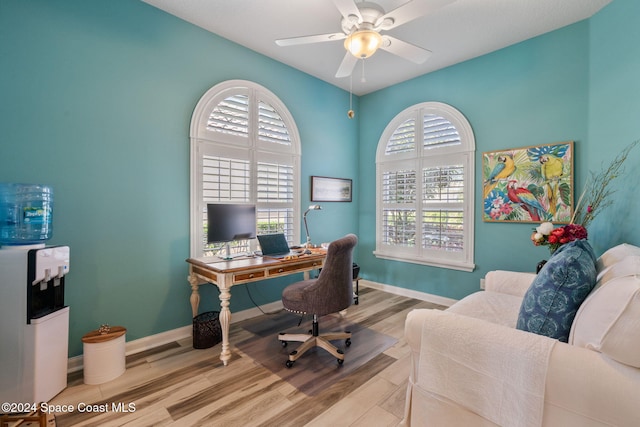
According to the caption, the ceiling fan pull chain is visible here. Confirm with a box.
[347,73,355,119]
[361,58,366,83]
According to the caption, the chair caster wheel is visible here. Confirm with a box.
[286,360,294,368]
[281,341,288,348]
[345,338,351,347]
[337,358,344,365]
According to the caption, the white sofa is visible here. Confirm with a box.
[402,243,640,427]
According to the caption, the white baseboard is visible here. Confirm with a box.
[67,300,285,373]
[360,279,457,307]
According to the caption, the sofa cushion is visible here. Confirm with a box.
[516,240,597,342]
[570,255,640,368]
[596,252,640,288]
[595,243,640,278]
[447,291,523,328]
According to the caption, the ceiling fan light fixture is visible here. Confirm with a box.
[344,30,382,59]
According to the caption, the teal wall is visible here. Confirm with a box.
[586,0,640,252]
[0,0,358,357]
[357,0,640,300]
[1,0,639,357]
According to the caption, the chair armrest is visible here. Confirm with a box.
[484,270,536,297]
[404,308,555,426]
[544,342,640,426]
[404,309,640,426]
[405,308,550,381]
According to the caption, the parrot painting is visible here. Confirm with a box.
[540,154,564,180]
[506,180,547,221]
[540,154,564,215]
[483,154,515,198]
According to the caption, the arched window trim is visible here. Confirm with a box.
[189,80,301,257]
[375,101,476,271]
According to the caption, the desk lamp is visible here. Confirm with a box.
[303,204,322,253]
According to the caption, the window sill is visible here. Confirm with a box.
[373,250,475,272]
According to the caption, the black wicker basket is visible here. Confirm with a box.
[192,311,222,349]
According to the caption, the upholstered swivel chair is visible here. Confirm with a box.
[279,233,358,367]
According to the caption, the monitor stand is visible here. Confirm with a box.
[218,242,247,261]
[219,242,233,261]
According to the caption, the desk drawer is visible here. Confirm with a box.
[192,265,218,284]
[268,260,323,276]
[233,270,266,283]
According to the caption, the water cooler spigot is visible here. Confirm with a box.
[43,268,51,287]
[27,246,69,322]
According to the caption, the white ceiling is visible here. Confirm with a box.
[141,0,612,96]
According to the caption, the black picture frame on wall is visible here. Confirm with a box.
[311,176,352,202]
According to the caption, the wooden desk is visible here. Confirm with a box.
[186,251,325,365]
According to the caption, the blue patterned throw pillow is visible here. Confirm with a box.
[516,240,597,342]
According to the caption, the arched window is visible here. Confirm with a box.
[375,102,475,271]
[190,80,301,257]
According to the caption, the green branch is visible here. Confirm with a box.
[572,139,639,229]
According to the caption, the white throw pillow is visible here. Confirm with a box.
[595,243,640,277]
[570,256,640,368]
[597,255,640,286]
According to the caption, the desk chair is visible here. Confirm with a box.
[278,233,358,367]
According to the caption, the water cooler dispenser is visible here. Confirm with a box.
[0,183,71,403]
[0,246,70,403]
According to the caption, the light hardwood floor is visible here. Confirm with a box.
[49,286,446,427]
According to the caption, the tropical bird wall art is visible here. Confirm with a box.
[483,154,515,198]
[482,141,573,223]
[539,153,565,215]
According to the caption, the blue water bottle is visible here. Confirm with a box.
[0,183,53,246]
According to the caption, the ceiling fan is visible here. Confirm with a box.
[275,0,454,78]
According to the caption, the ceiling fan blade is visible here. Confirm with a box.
[332,0,362,23]
[376,0,455,30]
[380,36,432,64]
[276,32,346,47]
[335,52,358,78]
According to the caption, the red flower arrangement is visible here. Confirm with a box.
[531,222,588,254]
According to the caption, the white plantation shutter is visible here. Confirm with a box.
[207,94,250,138]
[422,165,464,203]
[423,114,461,149]
[386,118,416,155]
[190,81,301,257]
[382,170,416,204]
[200,155,251,252]
[376,102,475,271]
[257,162,294,203]
[202,156,250,202]
[422,165,465,252]
[422,209,464,250]
[383,209,416,247]
[382,169,416,246]
[258,100,291,145]
[256,161,295,241]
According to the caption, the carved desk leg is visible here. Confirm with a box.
[188,274,200,318]
[218,286,232,366]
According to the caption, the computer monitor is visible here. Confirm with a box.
[206,203,256,259]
